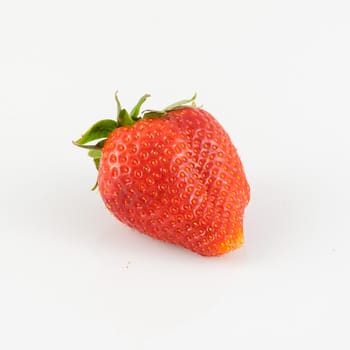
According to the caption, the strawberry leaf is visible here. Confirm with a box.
[118,109,135,126]
[91,178,99,191]
[130,94,151,120]
[91,157,101,190]
[92,157,100,171]
[142,93,198,119]
[164,93,197,111]
[88,149,102,159]
[74,119,117,145]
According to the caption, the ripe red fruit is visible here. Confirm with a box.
[74,92,250,256]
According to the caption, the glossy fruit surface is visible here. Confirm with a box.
[75,93,250,256]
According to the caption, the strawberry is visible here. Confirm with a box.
[74,92,250,256]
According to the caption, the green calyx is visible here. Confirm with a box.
[142,92,197,119]
[73,91,198,190]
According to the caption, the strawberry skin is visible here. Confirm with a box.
[74,93,250,256]
[98,107,249,256]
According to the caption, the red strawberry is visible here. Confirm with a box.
[74,92,250,256]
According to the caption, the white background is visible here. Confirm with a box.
[1,0,349,349]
